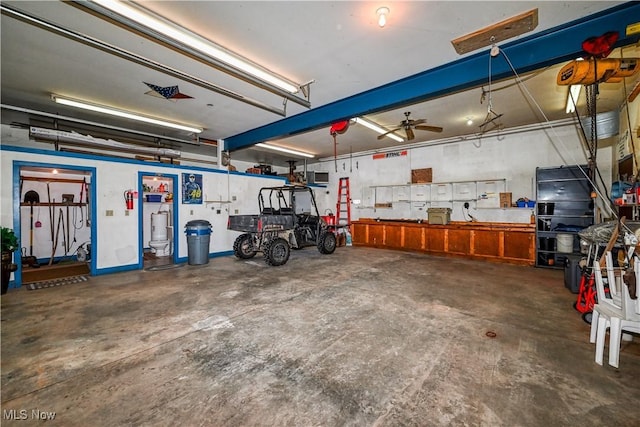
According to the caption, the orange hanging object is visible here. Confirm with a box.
[557,57,640,86]
[329,120,350,135]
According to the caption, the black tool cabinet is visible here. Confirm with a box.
[535,165,594,269]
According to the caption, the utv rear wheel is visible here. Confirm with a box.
[233,233,257,259]
[264,237,290,266]
[317,231,337,254]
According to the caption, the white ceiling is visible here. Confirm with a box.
[1,1,638,167]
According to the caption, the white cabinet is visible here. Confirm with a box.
[370,179,506,211]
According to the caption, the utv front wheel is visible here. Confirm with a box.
[233,233,257,259]
[317,231,337,254]
[264,237,290,266]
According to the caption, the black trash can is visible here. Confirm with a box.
[564,254,584,294]
[185,220,212,265]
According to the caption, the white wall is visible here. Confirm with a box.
[0,118,620,286]
[308,122,614,223]
[1,127,287,278]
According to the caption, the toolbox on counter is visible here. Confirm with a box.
[427,208,451,225]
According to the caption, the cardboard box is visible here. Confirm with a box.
[499,192,512,208]
[411,168,433,184]
[428,208,451,225]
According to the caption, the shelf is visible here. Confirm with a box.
[21,202,86,207]
[537,214,593,218]
[535,165,593,269]
[537,178,589,183]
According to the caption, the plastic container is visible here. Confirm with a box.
[428,208,451,225]
[556,233,574,253]
[184,220,212,265]
[564,254,584,294]
[537,218,551,231]
[537,202,555,215]
[538,237,555,251]
[146,194,163,202]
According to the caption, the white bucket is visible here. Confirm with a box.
[556,233,574,253]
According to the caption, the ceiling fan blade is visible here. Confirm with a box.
[377,127,402,140]
[405,127,415,141]
[411,119,426,126]
[415,125,444,133]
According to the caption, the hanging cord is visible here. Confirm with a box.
[478,44,505,138]
[569,85,612,204]
[496,47,630,232]
[620,48,638,176]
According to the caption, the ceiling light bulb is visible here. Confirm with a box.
[377,7,389,28]
[466,118,474,126]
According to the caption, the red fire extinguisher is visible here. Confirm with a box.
[124,190,134,210]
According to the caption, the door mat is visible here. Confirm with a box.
[25,275,89,290]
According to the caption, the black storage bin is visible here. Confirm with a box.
[564,254,584,294]
[537,202,555,215]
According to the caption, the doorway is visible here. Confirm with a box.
[139,172,179,269]
[15,162,96,289]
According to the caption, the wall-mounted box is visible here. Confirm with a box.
[411,168,432,184]
[499,192,512,208]
[306,171,329,184]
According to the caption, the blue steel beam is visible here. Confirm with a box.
[225,2,640,151]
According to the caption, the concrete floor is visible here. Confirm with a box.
[1,247,639,426]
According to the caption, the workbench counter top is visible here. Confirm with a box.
[351,219,535,266]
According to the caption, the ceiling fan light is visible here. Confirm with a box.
[377,7,389,28]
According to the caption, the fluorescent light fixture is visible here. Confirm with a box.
[255,143,315,158]
[566,85,582,114]
[30,126,182,158]
[92,0,300,94]
[52,95,203,133]
[354,117,404,142]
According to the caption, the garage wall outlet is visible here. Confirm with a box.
[106,210,113,216]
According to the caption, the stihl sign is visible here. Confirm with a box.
[373,150,407,160]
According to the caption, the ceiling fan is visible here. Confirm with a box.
[378,111,443,141]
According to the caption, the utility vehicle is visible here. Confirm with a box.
[227,185,337,266]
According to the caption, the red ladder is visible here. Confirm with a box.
[336,177,351,227]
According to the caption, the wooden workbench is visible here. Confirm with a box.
[351,219,536,266]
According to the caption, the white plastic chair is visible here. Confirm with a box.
[607,277,640,367]
[604,251,621,304]
[590,261,621,346]
[591,260,640,367]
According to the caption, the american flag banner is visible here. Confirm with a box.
[144,82,193,100]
